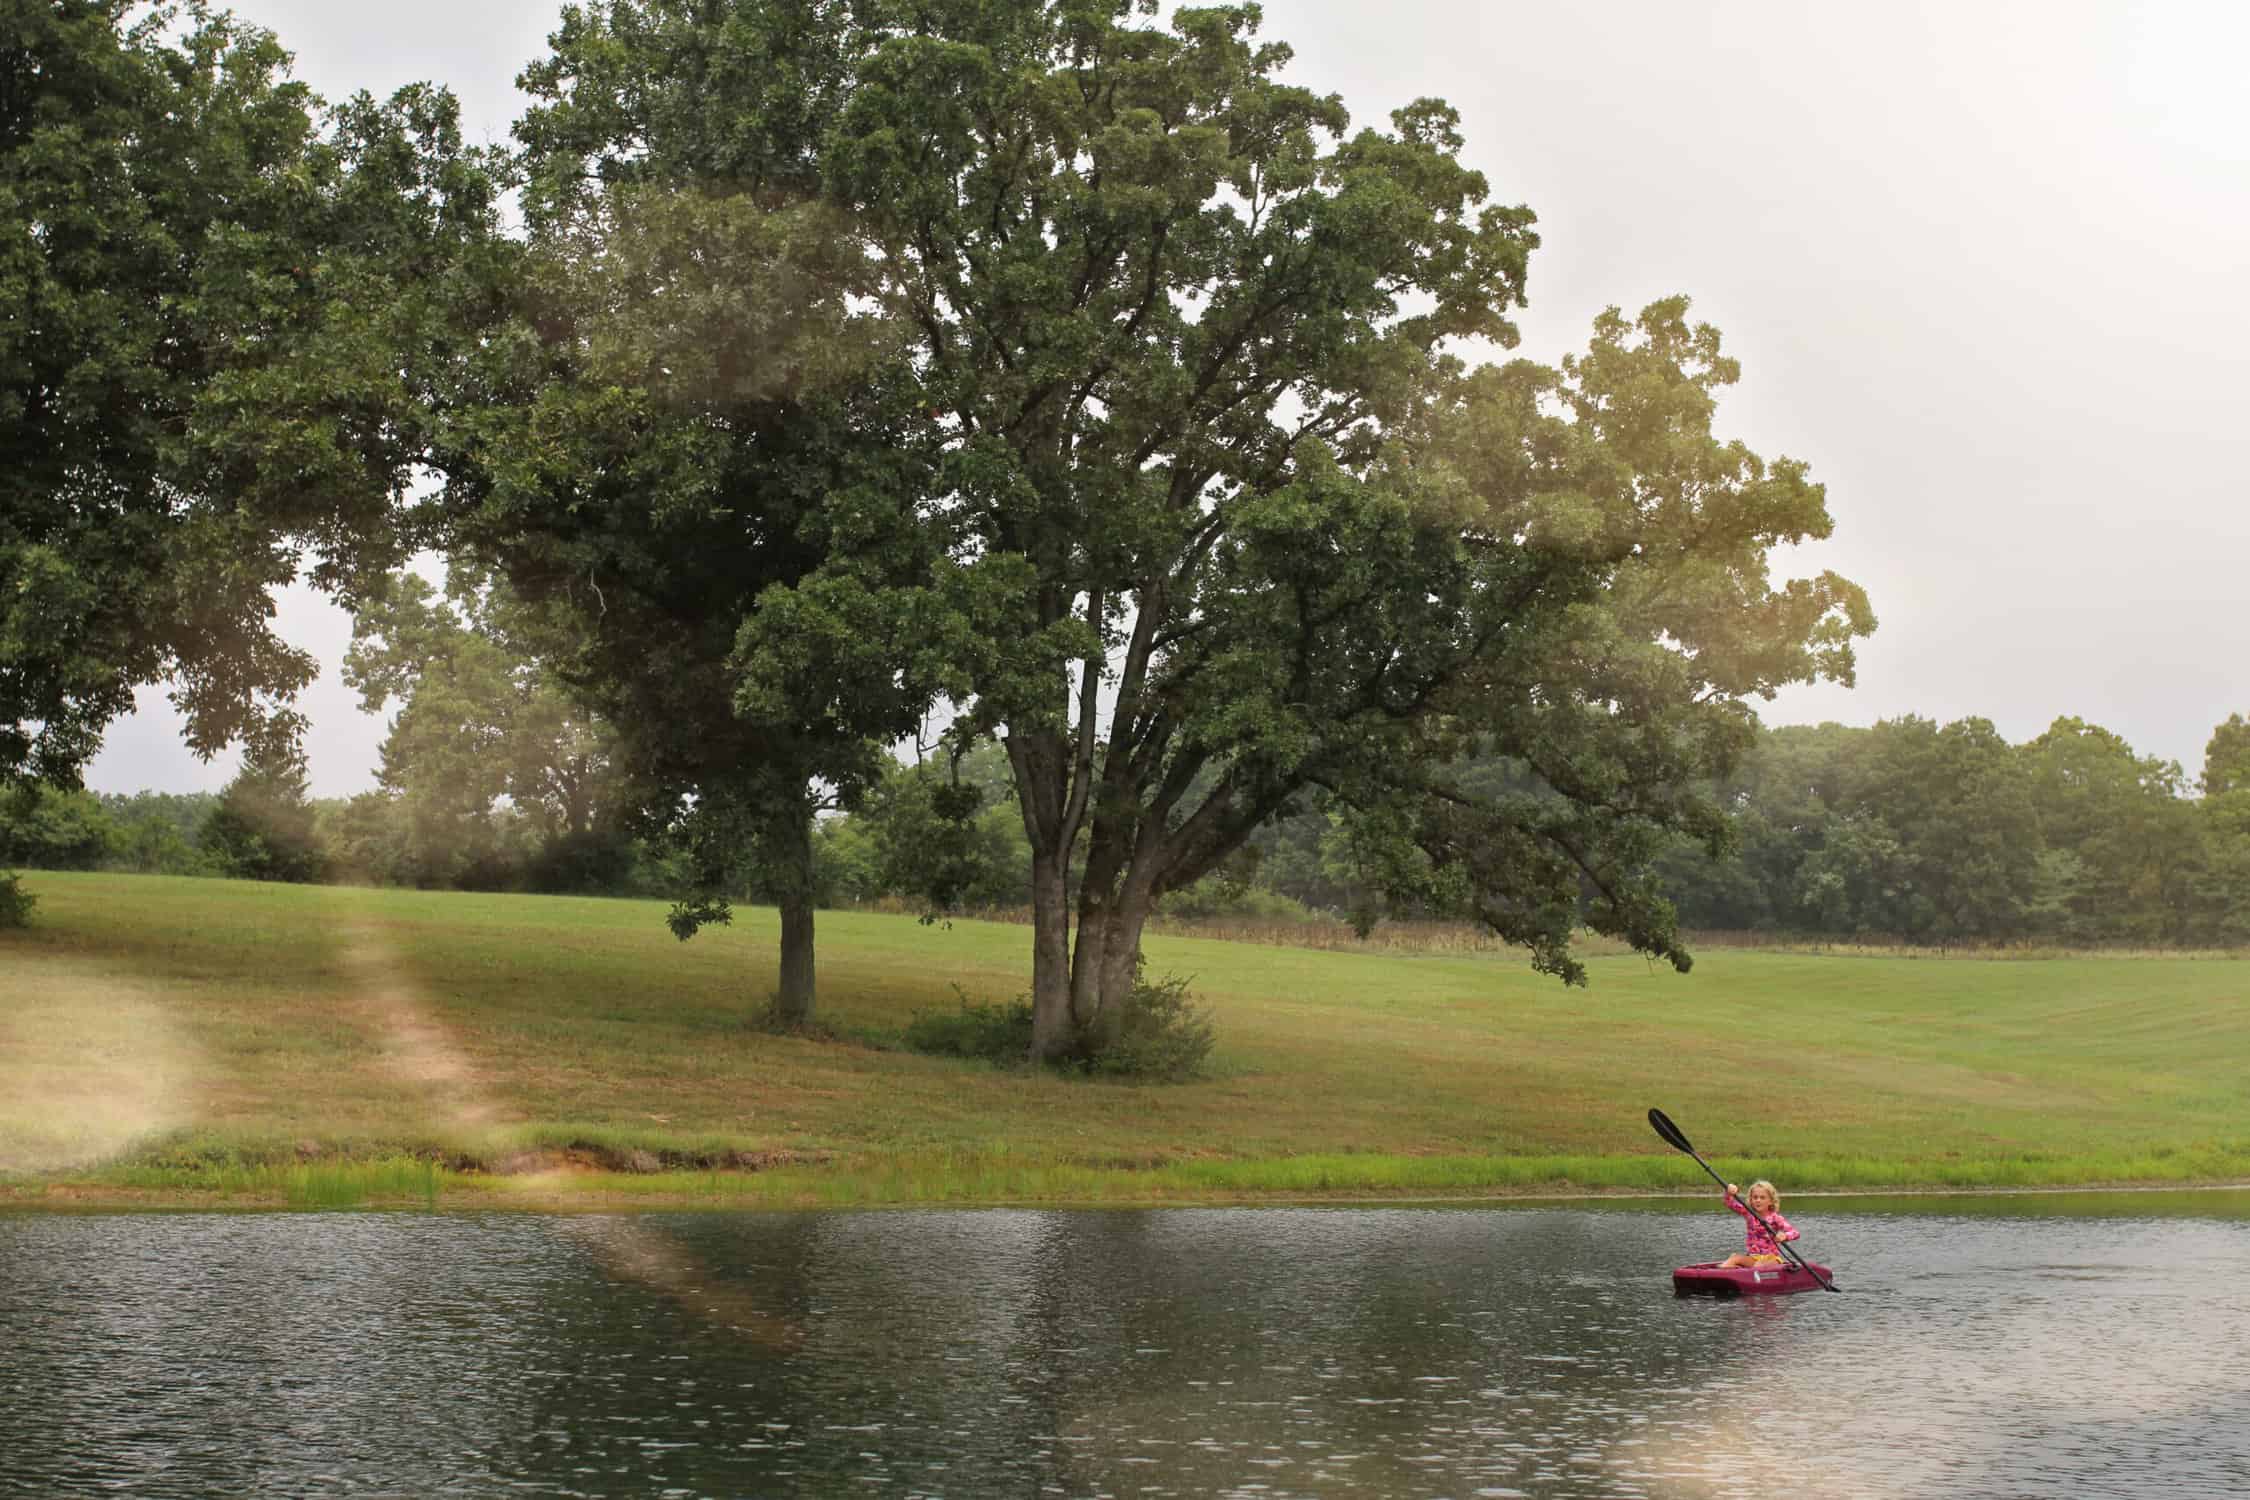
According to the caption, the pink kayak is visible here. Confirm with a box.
[1672,1260,1834,1298]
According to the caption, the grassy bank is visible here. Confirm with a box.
[5,872,2248,1209]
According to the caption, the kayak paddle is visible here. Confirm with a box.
[1648,1106,1840,1293]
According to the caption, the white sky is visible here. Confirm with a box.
[86,0,2250,796]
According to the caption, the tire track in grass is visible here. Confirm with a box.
[329,911,512,1136]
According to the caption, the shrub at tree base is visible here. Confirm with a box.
[0,871,34,928]
[904,991,1036,1065]
[1083,975,1218,1083]
[904,977,1217,1083]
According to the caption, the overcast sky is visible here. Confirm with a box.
[86,0,2250,796]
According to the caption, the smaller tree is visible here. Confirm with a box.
[0,871,32,928]
[1793,810,1912,935]
[1847,716,2041,942]
[855,750,1035,916]
[1651,723,1873,935]
[436,168,949,1022]
[200,733,328,882]
[2024,717,2200,942]
[2197,713,2250,943]
[1725,724,1872,932]
[344,570,626,889]
[2203,714,2250,798]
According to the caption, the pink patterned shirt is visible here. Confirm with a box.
[1726,1193,1799,1257]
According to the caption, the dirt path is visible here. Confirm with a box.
[329,915,512,1135]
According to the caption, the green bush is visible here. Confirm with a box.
[0,870,34,928]
[1159,874,1317,923]
[521,828,640,894]
[904,974,1216,1082]
[903,989,1035,1063]
[1085,973,1217,1082]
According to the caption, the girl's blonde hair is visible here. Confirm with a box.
[1747,1179,1781,1207]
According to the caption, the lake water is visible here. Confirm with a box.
[4,1197,2249,1498]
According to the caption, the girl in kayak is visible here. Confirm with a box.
[1719,1180,1798,1267]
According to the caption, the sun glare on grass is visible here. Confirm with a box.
[0,962,201,1175]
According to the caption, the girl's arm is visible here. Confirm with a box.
[1770,1213,1799,1243]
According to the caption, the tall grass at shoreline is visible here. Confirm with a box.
[92,1156,441,1209]
[54,1145,2250,1212]
[4,872,2249,1208]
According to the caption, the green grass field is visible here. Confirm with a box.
[5,872,2248,1208]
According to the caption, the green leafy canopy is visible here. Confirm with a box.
[2,2,505,787]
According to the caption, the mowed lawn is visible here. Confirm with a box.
[5,871,2249,1197]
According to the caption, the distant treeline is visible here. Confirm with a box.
[1648,715,2249,946]
[0,781,685,897]
[10,711,2247,949]
[823,713,2250,947]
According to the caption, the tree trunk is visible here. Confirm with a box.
[775,890,815,1024]
[771,803,816,1025]
[1066,896,1116,1054]
[1098,894,1148,1018]
[1092,876,1157,1039]
[1028,848,1075,1060]
[1064,851,1161,1056]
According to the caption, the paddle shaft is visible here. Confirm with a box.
[1650,1109,1840,1293]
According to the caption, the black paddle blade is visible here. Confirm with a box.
[1647,1107,1695,1155]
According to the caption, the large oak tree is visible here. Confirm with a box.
[750,2,1873,1055]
